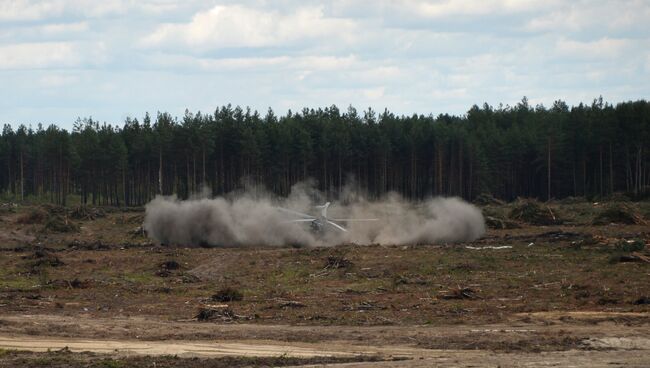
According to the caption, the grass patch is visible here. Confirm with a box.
[121,272,158,285]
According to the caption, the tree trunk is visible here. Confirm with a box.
[20,150,24,201]
[599,145,603,196]
[158,148,163,195]
[202,147,206,186]
[609,143,614,195]
[547,137,551,201]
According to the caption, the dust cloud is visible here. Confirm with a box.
[143,183,485,247]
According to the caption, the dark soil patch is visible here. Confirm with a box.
[633,296,650,305]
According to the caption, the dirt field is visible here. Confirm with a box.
[0,200,649,366]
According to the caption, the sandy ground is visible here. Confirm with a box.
[0,312,649,367]
[2,334,650,367]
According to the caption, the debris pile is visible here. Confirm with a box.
[161,260,180,270]
[484,215,520,229]
[69,206,106,220]
[593,204,645,225]
[324,255,353,269]
[353,301,386,311]
[439,287,482,300]
[195,306,238,321]
[41,204,67,215]
[67,240,110,250]
[276,300,306,309]
[195,305,248,322]
[615,253,650,263]
[474,193,505,206]
[211,287,243,302]
[48,278,93,289]
[16,209,48,224]
[614,239,646,253]
[608,239,649,263]
[23,249,65,268]
[0,202,17,214]
[606,192,632,202]
[43,214,79,233]
[509,199,561,225]
[156,260,181,277]
[556,196,586,204]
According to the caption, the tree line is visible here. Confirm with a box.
[1,97,648,206]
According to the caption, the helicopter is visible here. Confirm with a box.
[276,202,378,233]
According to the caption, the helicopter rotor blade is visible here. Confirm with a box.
[330,218,378,222]
[326,220,348,232]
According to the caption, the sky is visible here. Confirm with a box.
[1,0,649,130]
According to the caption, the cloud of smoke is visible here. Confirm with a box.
[143,183,486,247]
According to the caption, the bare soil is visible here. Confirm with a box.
[0,202,649,366]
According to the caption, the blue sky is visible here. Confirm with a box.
[1,0,649,130]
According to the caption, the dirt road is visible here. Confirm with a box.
[0,334,423,358]
[1,313,649,367]
[1,333,649,367]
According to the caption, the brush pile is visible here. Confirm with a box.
[509,199,561,225]
[16,209,48,224]
[211,287,243,302]
[593,204,645,225]
[484,215,520,229]
[44,215,79,233]
[474,193,505,206]
[69,206,106,221]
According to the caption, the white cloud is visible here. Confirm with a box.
[0,0,164,21]
[0,41,107,69]
[141,5,357,50]
[555,37,633,60]
[526,0,650,33]
[40,21,89,34]
[0,0,65,21]
[148,54,358,73]
[0,42,78,69]
[412,0,552,17]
